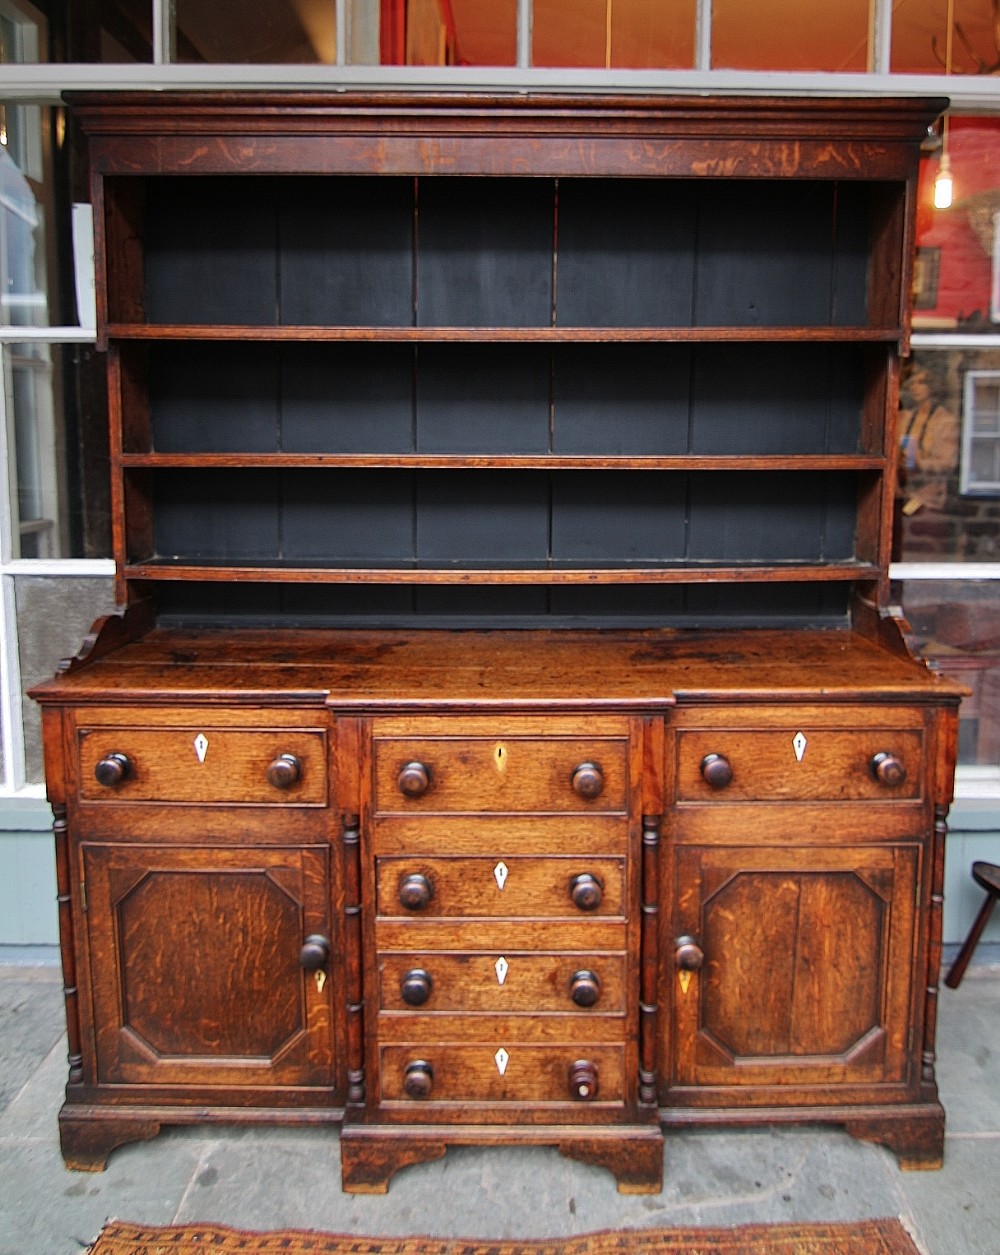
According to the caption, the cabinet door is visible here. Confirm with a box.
[669,843,919,1097]
[82,842,338,1091]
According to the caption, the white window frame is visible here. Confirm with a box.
[960,369,1000,497]
[0,0,998,802]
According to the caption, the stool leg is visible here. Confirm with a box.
[944,889,999,989]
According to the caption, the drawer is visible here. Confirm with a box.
[375,856,625,918]
[77,725,327,805]
[372,736,628,814]
[378,951,626,1013]
[676,727,923,803]
[380,1043,625,1105]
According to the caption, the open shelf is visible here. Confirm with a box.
[124,559,882,586]
[108,324,903,344]
[120,453,887,472]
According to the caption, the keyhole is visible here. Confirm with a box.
[494,743,508,774]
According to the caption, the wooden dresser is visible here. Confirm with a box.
[32,92,963,1194]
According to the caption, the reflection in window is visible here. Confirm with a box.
[176,0,336,63]
[532,0,695,69]
[913,118,1000,335]
[711,0,870,71]
[897,580,1000,769]
[891,0,1000,74]
[896,351,1000,563]
[360,0,517,66]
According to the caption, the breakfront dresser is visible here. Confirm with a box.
[32,92,964,1194]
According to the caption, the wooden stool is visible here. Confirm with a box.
[945,861,1000,988]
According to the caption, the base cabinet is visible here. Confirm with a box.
[35,639,959,1189]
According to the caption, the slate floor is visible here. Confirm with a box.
[1,962,998,1255]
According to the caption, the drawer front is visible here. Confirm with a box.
[78,725,327,805]
[373,736,628,814]
[378,951,626,1013]
[676,727,923,803]
[375,855,625,919]
[380,1043,625,1105]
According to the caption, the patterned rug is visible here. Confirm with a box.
[86,1219,922,1255]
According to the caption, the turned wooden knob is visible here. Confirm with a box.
[871,751,906,787]
[569,970,602,1007]
[571,762,604,799]
[266,753,301,789]
[400,969,433,1006]
[403,1059,434,1099]
[397,761,430,796]
[298,934,330,971]
[675,935,705,971]
[94,752,131,788]
[398,872,434,911]
[568,1059,599,1100]
[700,753,733,789]
[569,872,603,911]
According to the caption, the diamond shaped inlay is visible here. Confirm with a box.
[494,1047,510,1075]
[495,956,509,985]
[493,861,509,891]
[792,732,808,762]
[193,733,209,763]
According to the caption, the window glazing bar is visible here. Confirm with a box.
[517,0,531,69]
[153,0,175,66]
[696,0,712,72]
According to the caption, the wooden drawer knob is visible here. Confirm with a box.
[871,752,906,787]
[569,872,603,911]
[298,934,330,971]
[403,1059,434,1099]
[398,873,434,911]
[675,935,705,971]
[397,761,431,797]
[400,969,433,1006]
[568,1059,599,1101]
[571,762,604,799]
[266,753,301,789]
[569,758,599,798]
[569,969,602,1007]
[94,752,131,788]
[700,753,733,789]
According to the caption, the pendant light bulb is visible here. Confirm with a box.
[933,152,953,210]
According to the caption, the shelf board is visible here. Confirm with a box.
[120,453,885,471]
[124,560,881,586]
[107,323,902,345]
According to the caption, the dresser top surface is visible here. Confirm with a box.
[32,627,963,709]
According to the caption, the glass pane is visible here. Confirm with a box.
[912,118,1000,336]
[894,579,1000,769]
[712,0,870,71]
[0,148,47,327]
[348,0,517,66]
[66,0,153,61]
[533,0,696,69]
[3,344,113,559]
[891,0,998,74]
[176,0,336,63]
[895,349,1000,561]
[16,575,117,784]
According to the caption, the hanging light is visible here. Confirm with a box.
[933,151,954,209]
[934,0,955,210]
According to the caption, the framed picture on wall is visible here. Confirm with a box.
[914,246,942,310]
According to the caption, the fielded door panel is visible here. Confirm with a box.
[82,842,338,1090]
[670,843,920,1094]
